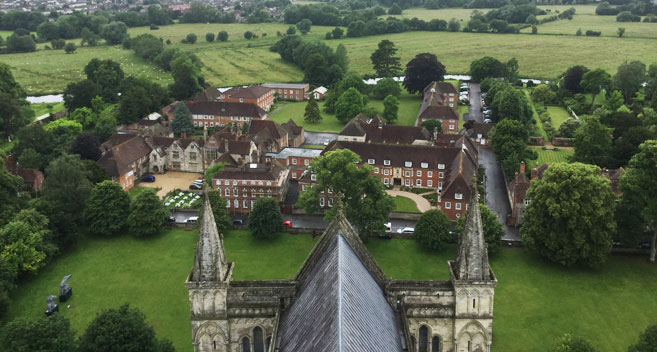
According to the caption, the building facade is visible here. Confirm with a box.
[187,101,267,129]
[218,85,275,111]
[417,81,461,134]
[212,163,289,213]
[186,185,497,352]
[262,83,310,101]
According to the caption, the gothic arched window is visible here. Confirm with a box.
[432,336,442,352]
[419,326,429,352]
[241,337,251,352]
[253,327,264,352]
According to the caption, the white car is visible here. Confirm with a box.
[384,222,391,232]
[186,216,199,224]
[397,227,414,234]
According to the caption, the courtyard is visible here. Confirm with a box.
[136,171,202,197]
[4,229,656,352]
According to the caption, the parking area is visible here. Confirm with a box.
[136,171,203,198]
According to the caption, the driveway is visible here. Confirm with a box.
[386,190,432,213]
[136,171,202,197]
[478,147,521,241]
[304,131,337,146]
[468,83,483,123]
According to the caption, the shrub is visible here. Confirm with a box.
[205,32,215,42]
[64,42,76,54]
[248,198,282,240]
[585,30,601,36]
[149,24,159,30]
[51,38,65,49]
[217,31,228,41]
[185,33,197,44]
[576,28,582,36]
[616,11,641,22]
[244,31,253,40]
[414,210,451,251]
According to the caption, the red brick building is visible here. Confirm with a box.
[97,134,152,190]
[218,85,275,111]
[263,147,322,181]
[187,101,267,129]
[262,83,310,101]
[212,163,289,213]
[416,81,461,134]
[248,120,289,154]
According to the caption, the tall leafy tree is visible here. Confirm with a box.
[0,63,32,139]
[580,68,612,107]
[335,87,364,123]
[127,189,168,238]
[383,94,399,123]
[171,103,194,137]
[170,52,204,100]
[370,40,402,77]
[628,323,657,352]
[304,95,322,124]
[72,133,101,161]
[413,210,451,251]
[84,59,124,103]
[620,140,657,262]
[101,21,128,45]
[489,119,535,177]
[521,162,616,268]
[403,53,446,94]
[118,77,170,125]
[298,149,394,238]
[0,315,76,352]
[373,77,401,99]
[63,79,102,111]
[207,190,232,234]
[572,116,613,167]
[84,180,131,237]
[0,156,23,227]
[469,56,507,82]
[614,61,646,103]
[0,209,56,274]
[248,197,283,240]
[78,304,173,352]
[562,65,588,93]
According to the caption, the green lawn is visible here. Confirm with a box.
[528,147,574,165]
[546,105,572,128]
[269,91,422,133]
[525,90,548,139]
[6,227,657,352]
[522,12,657,39]
[392,195,420,213]
[128,186,156,200]
[30,102,65,118]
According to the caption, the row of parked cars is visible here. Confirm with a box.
[481,92,493,124]
[459,83,469,103]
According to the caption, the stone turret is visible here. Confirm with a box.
[190,192,229,282]
[453,175,491,281]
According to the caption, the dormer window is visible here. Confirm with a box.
[311,173,316,181]
[384,160,391,166]
[404,161,412,168]
[368,159,375,165]
[455,193,463,200]
[438,163,445,169]
[421,162,428,169]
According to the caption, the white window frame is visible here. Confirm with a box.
[384,169,390,176]
[319,197,325,207]
[384,178,389,185]
[225,188,230,197]
[428,180,433,187]
[416,170,422,177]
[421,162,428,169]
[368,159,375,165]
[455,193,463,200]
[310,173,316,181]
[234,199,239,208]
[292,158,297,165]
[438,163,445,170]
[304,159,309,166]
[439,172,444,178]
[404,161,412,167]
[445,202,451,209]
[374,167,380,174]
[405,179,410,186]
[405,171,411,177]
[384,160,391,166]
[243,200,249,208]
[416,179,422,186]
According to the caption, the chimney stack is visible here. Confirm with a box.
[433,127,439,140]
[224,139,229,153]
[181,131,187,139]
[520,161,526,174]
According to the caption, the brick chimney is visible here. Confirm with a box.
[520,161,526,174]
[433,127,439,140]
[224,139,229,153]
[181,131,187,139]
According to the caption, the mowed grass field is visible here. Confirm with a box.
[6,228,657,352]
[529,147,574,165]
[546,105,572,128]
[392,195,421,213]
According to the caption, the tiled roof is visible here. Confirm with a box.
[97,135,152,176]
[186,101,266,118]
[282,119,303,137]
[362,124,430,144]
[218,140,252,155]
[149,136,175,148]
[214,164,283,181]
[418,105,459,122]
[424,81,458,96]
[469,122,495,138]
[248,120,287,140]
[194,87,223,102]
[100,133,136,153]
[326,141,461,169]
[262,83,309,90]
[223,85,273,99]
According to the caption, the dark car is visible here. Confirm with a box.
[141,175,155,182]
[639,241,651,249]
[233,219,244,226]
[189,184,202,190]
[612,239,623,248]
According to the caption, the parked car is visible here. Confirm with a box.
[141,175,155,182]
[283,220,292,228]
[397,227,414,234]
[193,179,203,186]
[233,219,244,226]
[189,184,202,190]
[484,119,493,124]
[639,241,651,249]
[612,239,624,248]
[168,216,176,223]
[186,216,199,224]
[384,222,391,232]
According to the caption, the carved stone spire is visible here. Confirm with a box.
[454,174,491,281]
[190,191,228,282]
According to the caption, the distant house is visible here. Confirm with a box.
[281,119,305,147]
[262,83,310,101]
[312,86,327,100]
[248,120,289,154]
[217,85,274,112]
[4,155,44,192]
[466,122,495,146]
[416,81,461,134]
[97,134,152,190]
[186,101,267,129]
[264,147,322,180]
[337,114,431,145]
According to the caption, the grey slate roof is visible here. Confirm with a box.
[277,232,402,352]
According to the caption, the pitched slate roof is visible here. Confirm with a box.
[248,120,288,140]
[277,211,402,352]
[325,141,461,169]
[97,135,152,177]
[223,85,273,99]
[418,105,459,122]
[186,101,266,118]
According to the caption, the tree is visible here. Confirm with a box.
[562,65,588,93]
[531,84,557,104]
[403,53,446,94]
[331,27,344,39]
[489,119,535,177]
[6,33,35,53]
[17,148,40,169]
[78,304,173,352]
[605,90,625,111]
[373,77,401,99]
[248,197,282,240]
[85,59,124,104]
[614,61,646,103]
[131,34,164,60]
[63,79,102,111]
[84,180,131,237]
[370,40,402,77]
[388,3,402,15]
[556,118,581,138]
[628,323,657,352]
[521,162,616,268]
[620,140,657,262]
[0,63,32,139]
[581,69,612,107]
[617,27,625,37]
[64,42,76,54]
[205,32,215,42]
[101,21,128,45]
[72,133,101,161]
[304,95,322,124]
[286,26,296,35]
[383,95,399,123]
[170,52,204,100]
[490,85,532,124]
[217,30,228,41]
[421,119,442,134]
[296,19,312,34]
[0,315,76,352]
[298,149,394,238]
[469,56,508,82]
[42,154,92,231]
[127,189,168,238]
[572,116,613,167]
[0,209,56,274]
[119,77,170,124]
[448,18,460,32]
[185,33,197,44]
[335,87,364,123]
[244,31,253,40]
[171,103,194,137]
[207,190,231,233]
[549,334,597,352]
[413,210,451,251]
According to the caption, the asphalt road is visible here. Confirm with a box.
[304,131,337,146]
[231,213,416,233]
